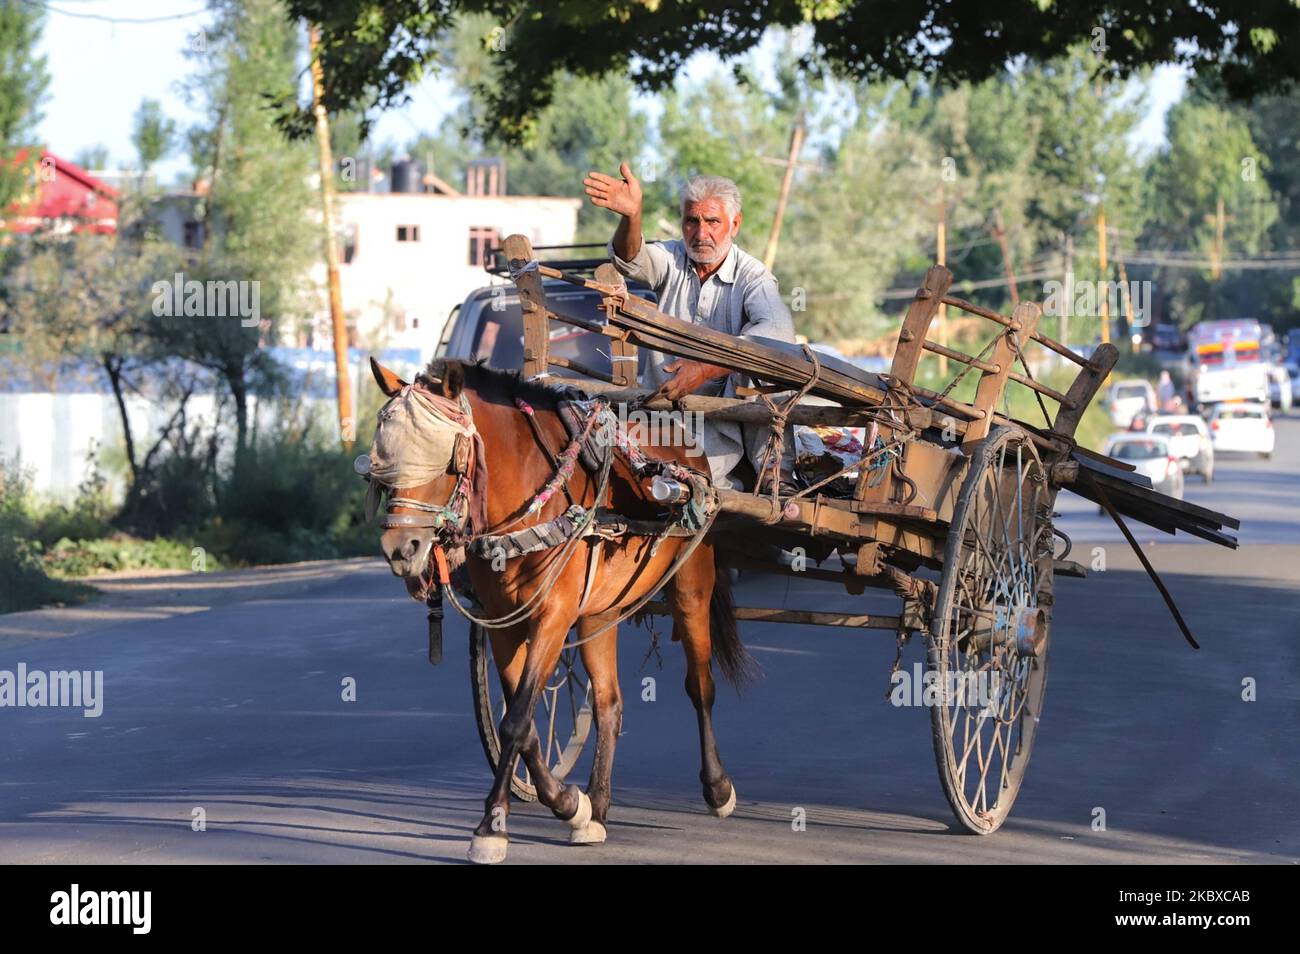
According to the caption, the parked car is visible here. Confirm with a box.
[1284,361,1300,404]
[1267,363,1293,413]
[1208,401,1276,459]
[1103,433,1185,500]
[1145,414,1214,483]
[1107,379,1156,428]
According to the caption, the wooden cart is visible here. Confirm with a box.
[469,234,1238,832]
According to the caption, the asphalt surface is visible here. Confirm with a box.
[1,417,1297,865]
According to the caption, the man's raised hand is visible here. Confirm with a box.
[584,162,642,218]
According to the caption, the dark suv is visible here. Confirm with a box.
[434,246,657,382]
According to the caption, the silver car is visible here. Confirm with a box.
[1103,433,1185,500]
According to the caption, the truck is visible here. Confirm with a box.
[1185,319,1270,409]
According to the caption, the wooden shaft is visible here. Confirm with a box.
[922,338,1000,374]
[547,355,616,384]
[943,294,1092,369]
[1007,370,1077,408]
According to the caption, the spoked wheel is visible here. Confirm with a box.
[469,623,594,802]
[927,426,1054,834]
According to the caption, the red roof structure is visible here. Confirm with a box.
[2,149,120,234]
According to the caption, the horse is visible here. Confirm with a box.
[364,357,755,864]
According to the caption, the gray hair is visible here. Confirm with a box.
[680,175,742,220]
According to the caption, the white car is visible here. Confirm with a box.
[1103,433,1185,499]
[1209,402,1276,459]
[1145,415,1214,483]
[1107,379,1156,428]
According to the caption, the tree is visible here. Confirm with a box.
[281,1,1300,146]
[72,144,110,172]
[0,1,48,208]
[2,210,190,513]
[402,13,652,242]
[131,99,177,176]
[172,0,318,470]
[1142,87,1282,327]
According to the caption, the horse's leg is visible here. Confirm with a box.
[571,613,622,845]
[670,544,738,817]
[470,611,589,864]
[487,624,582,820]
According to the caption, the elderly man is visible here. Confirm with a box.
[583,163,797,490]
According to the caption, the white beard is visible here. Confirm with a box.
[685,236,732,265]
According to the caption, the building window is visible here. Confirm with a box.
[340,223,358,263]
[396,225,420,242]
[468,226,499,267]
[182,220,205,249]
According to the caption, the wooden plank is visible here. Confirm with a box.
[963,301,1041,449]
[892,265,954,383]
[848,501,938,521]
[503,233,550,380]
[1053,342,1118,439]
[638,601,901,630]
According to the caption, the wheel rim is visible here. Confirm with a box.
[472,625,594,802]
[929,429,1052,833]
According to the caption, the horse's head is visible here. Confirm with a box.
[362,357,475,596]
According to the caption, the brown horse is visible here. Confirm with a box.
[366,357,754,864]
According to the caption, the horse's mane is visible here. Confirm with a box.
[420,358,580,408]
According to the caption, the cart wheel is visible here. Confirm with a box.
[470,623,594,802]
[927,426,1053,834]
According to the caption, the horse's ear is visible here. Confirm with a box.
[370,356,407,397]
[441,360,465,399]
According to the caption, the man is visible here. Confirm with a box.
[583,163,797,490]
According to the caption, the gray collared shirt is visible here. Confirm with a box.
[608,235,796,484]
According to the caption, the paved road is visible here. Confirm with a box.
[1,421,1297,864]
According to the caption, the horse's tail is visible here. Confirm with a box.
[710,549,761,689]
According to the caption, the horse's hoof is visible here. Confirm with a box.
[565,789,593,830]
[568,820,607,845]
[709,783,737,819]
[467,834,509,865]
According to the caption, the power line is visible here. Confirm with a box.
[19,0,206,23]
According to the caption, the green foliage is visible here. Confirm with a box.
[131,98,177,173]
[0,458,93,614]
[41,536,217,579]
[0,1,49,208]
[288,1,1300,147]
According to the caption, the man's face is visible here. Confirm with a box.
[682,197,741,265]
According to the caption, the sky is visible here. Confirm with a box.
[33,1,1187,187]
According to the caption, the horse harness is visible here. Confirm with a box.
[359,382,719,661]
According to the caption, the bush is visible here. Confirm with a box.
[0,458,93,613]
[209,432,375,565]
[41,535,218,578]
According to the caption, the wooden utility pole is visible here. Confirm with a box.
[990,208,1019,305]
[762,111,806,270]
[309,25,353,448]
[1097,205,1110,344]
[936,180,948,376]
[1203,197,1230,281]
[1114,230,1137,352]
[1062,234,1073,360]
